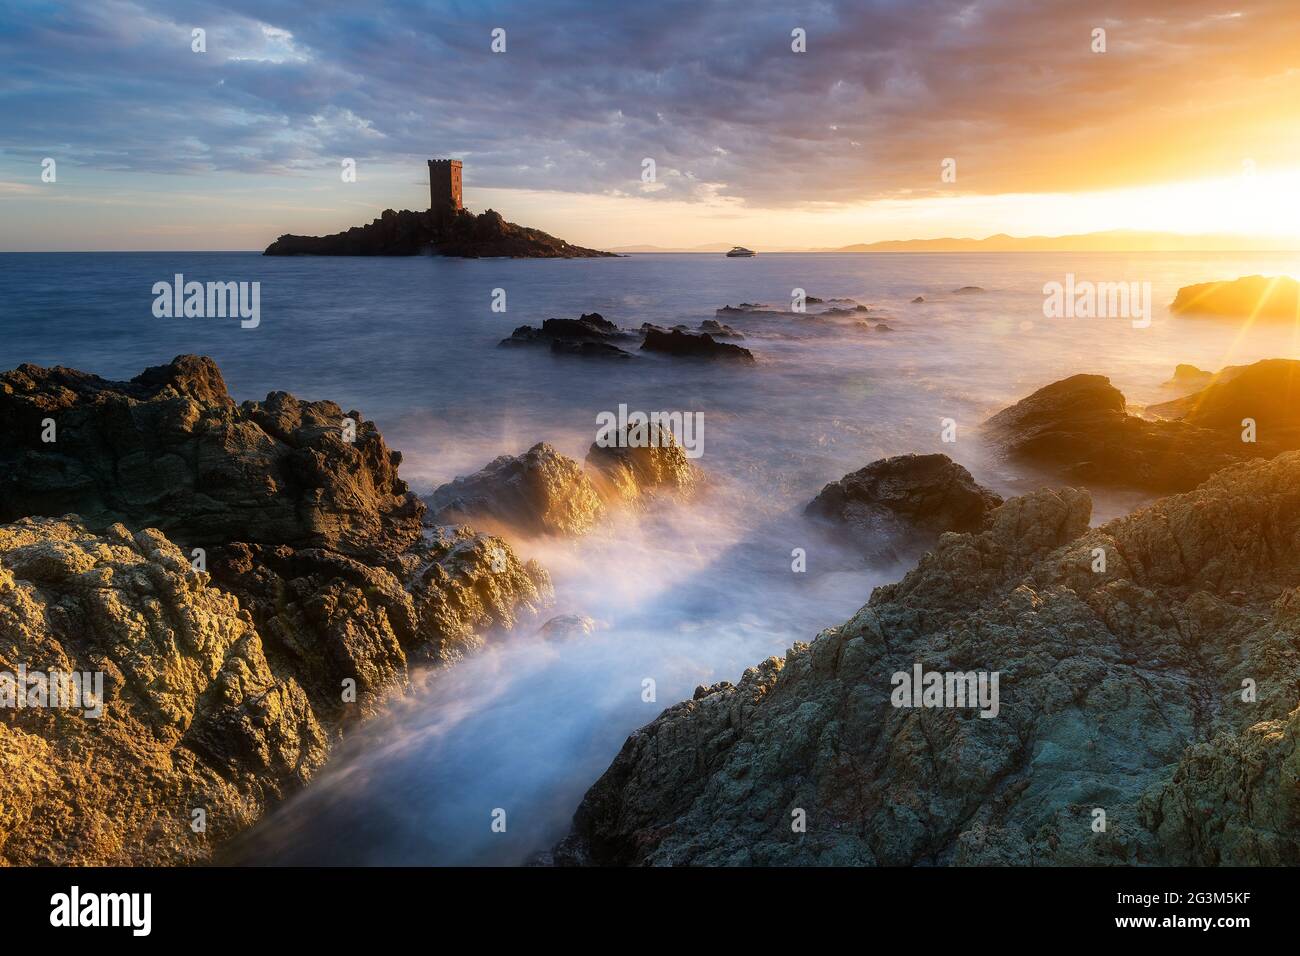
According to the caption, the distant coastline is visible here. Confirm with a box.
[610,230,1300,255]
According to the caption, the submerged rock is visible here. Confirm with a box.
[805,453,1002,560]
[426,442,606,537]
[556,451,1300,865]
[911,296,925,303]
[951,286,985,294]
[538,614,601,639]
[641,328,755,363]
[1169,275,1300,320]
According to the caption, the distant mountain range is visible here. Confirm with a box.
[610,230,1298,254]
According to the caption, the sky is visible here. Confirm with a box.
[1,0,1298,251]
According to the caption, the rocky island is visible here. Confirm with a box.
[264,159,615,258]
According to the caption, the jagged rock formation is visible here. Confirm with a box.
[1170,275,1300,320]
[0,355,421,558]
[426,442,606,537]
[805,453,1002,560]
[554,452,1300,865]
[983,373,1250,491]
[0,356,552,864]
[641,328,755,363]
[264,207,615,258]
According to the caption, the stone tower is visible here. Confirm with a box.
[428,159,463,219]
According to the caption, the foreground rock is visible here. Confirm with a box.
[641,328,755,363]
[1170,275,1300,320]
[0,356,553,863]
[555,452,1300,865]
[982,373,1248,491]
[0,517,324,865]
[426,442,605,537]
[805,453,1002,560]
[265,207,615,258]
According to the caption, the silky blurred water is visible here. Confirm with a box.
[3,250,1298,864]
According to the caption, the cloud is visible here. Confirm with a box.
[1,0,1297,206]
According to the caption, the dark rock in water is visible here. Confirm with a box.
[426,442,605,537]
[982,373,1247,491]
[0,355,423,558]
[1169,275,1300,320]
[822,305,871,317]
[911,296,925,303]
[805,453,1001,560]
[555,451,1300,865]
[264,207,616,258]
[698,319,744,339]
[951,286,985,294]
[585,424,700,505]
[501,313,635,357]
[806,297,824,304]
[0,355,554,864]
[874,323,894,332]
[646,319,744,340]
[641,328,755,363]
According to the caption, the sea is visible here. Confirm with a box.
[3,249,1298,864]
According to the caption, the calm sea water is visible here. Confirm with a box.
[3,250,1299,864]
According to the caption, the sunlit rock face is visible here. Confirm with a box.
[427,442,607,538]
[1170,275,1300,320]
[555,452,1300,866]
[1146,359,1300,450]
[584,425,701,506]
[0,516,327,865]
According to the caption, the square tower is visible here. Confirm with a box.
[428,159,463,217]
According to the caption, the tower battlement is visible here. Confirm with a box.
[428,159,463,217]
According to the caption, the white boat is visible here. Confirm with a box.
[725,246,756,257]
